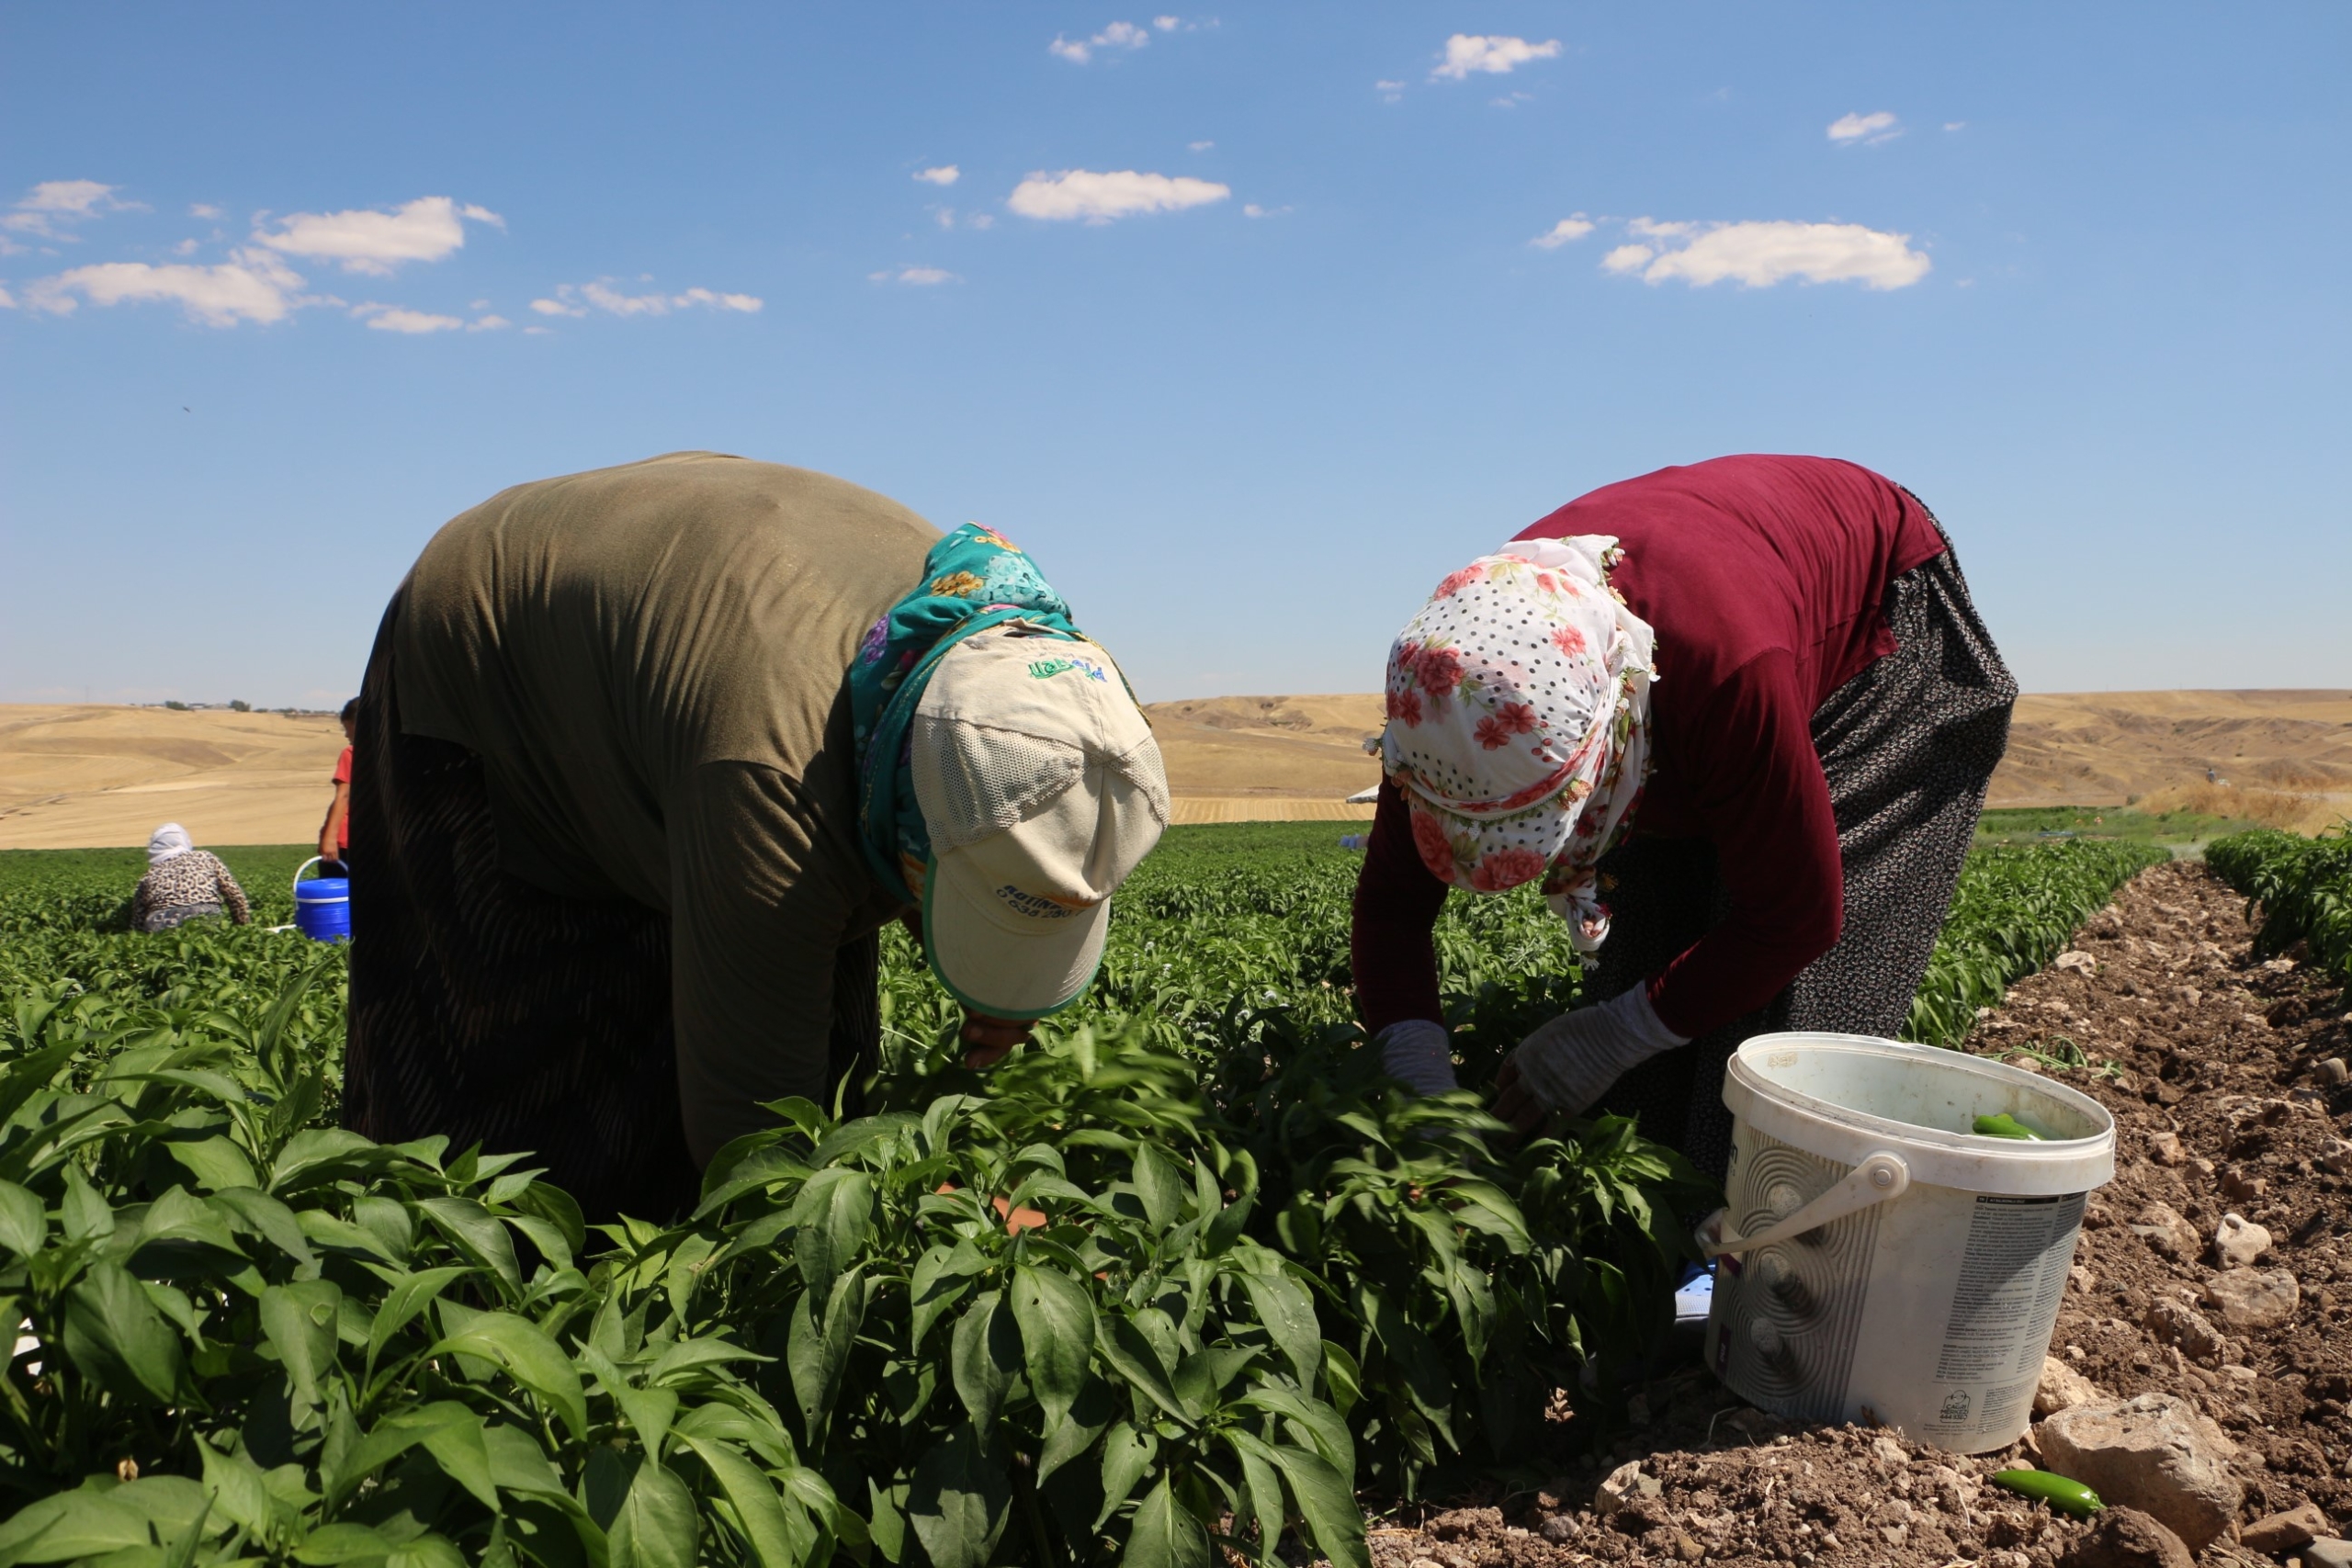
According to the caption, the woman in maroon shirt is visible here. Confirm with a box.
[1352,455,2015,1178]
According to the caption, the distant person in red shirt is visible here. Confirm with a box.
[318,699,356,874]
[1351,456,2016,1179]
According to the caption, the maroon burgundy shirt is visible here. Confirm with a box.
[1352,455,1949,1042]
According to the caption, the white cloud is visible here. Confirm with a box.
[1050,20,1151,62]
[355,303,465,334]
[23,247,310,326]
[1531,215,1595,249]
[869,265,958,286]
[0,285,14,310]
[1188,140,1215,152]
[470,314,511,331]
[1375,78,1406,103]
[914,165,960,186]
[1241,203,1290,219]
[171,238,201,256]
[1944,120,1967,132]
[1007,168,1229,222]
[1603,217,1929,289]
[1154,15,1179,29]
[968,213,994,231]
[21,180,124,215]
[189,203,223,220]
[1430,34,1560,82]
[523,324,554,335]
[531,279,763,318]
[1826,110,1902,145]
[252,196,502,276]
[6,179,141,240]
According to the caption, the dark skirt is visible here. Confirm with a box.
[1589,508,2017,1182]
[344,595,881,1226]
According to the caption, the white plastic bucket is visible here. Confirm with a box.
[1703,1032,2115,1453]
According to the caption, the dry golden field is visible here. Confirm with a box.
[2,690,2346,846]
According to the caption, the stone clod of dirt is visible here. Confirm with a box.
[2036,1393,2242,1551]
[2036,1353,2105,1417]
[2052,1506,2192,1568]
[2215,1213,2275,1268]
[2243,1500,2331,1554]
[2203,1267,2301,1332]
[2304,1538,2352,1568]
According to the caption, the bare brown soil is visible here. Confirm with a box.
[0,705,345,850]
[1368,860,2352,1566]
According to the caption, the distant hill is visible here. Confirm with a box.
[4,691,2346,846]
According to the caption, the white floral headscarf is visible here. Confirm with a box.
[1379,535,1657,949]
[147,823,195,866]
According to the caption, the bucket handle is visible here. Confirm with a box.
[1704,1150,1910,1258]
[293,857,325,898]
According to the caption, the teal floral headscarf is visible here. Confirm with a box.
[849,523,1083,903]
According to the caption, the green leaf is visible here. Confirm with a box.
[909,1240,987,1352]
[1036,1371,1115,1483]
[364,1266,471,1369]
[425,1312,589,1438]
[674,1434,810,1568]
[1237,1271,1321,1389]
[385,1535,467,1568]
[162,1134,260,1193]
[322,1402,475,1508]
[1236,1387,1354,1489]
[1094,1422,1158,1529]
[419,1416,501,1511]
[1256,1441,1367,1568]
[416,1195,524,1300]
[1124,1477,1209,1568]
[1097,1312,1187,1423]
[906,1423,1011,1568]
[1132,1145,1184,1231]
[63,1258,186,1403]
[1010,1263,1093,1427]
[791,1168,875,1297]
[609,1459,698,1568]
[481,1422,570,1496]
[0,1179,47,1257]
[786,1261,866,1445]
[1222,1431,1287,1568]
[950,1288,1021,1434]
[259,1279,345,1409]
[198,1442,281,1540]
[294,1522,405,1564]
[0,1490,155,1564]
[209,1187,317,1269]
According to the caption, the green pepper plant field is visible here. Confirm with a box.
[0,825,2160,1568]
[2209,822,2352,986]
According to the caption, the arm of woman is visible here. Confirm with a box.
[215,858,252,925]
[1351,778,1457,1090]
[1644,649,1844,1040]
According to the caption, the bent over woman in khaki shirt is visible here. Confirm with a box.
[345,453,1168,1222]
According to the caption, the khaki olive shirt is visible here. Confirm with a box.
[391,452,938,1162]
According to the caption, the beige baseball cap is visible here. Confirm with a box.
[910,624,1170,1019]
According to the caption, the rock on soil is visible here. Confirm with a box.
[1364,862,2352,1566]
[2035,1393,2242,1550]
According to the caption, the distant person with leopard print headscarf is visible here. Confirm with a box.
[1351,455,2016,1179]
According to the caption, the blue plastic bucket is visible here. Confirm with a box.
[292,857,350,942]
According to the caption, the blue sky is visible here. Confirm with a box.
[3,4,2346,707]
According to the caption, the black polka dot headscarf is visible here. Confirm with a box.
[1378,535,1657,949]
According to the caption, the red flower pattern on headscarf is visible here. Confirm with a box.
[1386,687,1423,727]
[1408,806,1457,881]
[1435,564,1485,598]
[1414,644,1464,698]
[1550,625,1588,657]
[1469,845,1547,891]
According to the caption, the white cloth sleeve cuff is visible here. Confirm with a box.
[1609,983,1690,1049]
[1376,1018,1459,1097]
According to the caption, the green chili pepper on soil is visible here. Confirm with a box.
[1991,1469,2102,1516]
[1973,1112,2046,1140]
